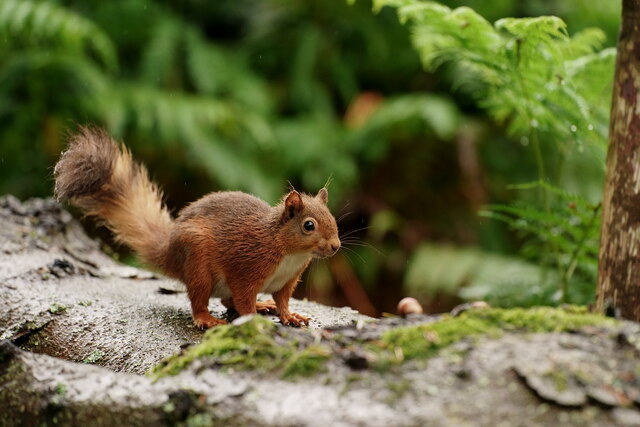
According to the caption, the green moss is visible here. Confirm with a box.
[82,349,104,364]
[282,345,331,379]
[149,316,330,381]
[378,306,614,363]
[48,303,67,314]
[387,379,412,402]
[185,413,215,427]
[55,383,67,396]
[149,306,613,381]
[547,369,568,391]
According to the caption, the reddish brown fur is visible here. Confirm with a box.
[54,127,340,329]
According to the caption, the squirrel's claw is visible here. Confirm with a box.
[193,313,227,330]
[256,300,279,315]
[279,312,310,327]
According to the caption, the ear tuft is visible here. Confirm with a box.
[283,191,304,221]
[316,188,328,205]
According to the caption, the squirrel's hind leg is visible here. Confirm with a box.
[184,268,226,329]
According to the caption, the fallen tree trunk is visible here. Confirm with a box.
[2,196,640,426]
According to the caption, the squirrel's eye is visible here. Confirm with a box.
[303,220,315,232]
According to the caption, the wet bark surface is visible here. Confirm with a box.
[2,196,640,426]
[597,0,640,320]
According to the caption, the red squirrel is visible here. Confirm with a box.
[54,127,341,329]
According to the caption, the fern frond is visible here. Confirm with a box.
[480,181,601,303]
[139,15,183,86]
[112,84,280,199]
[0,49,112,120]
[0,0,117,71]
[358,94,460,139]
[376,0,614,157]
[564,28,607,58]
[183,27,273,116]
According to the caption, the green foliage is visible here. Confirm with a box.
[0,0,450,204]
[405,243,559,307]
[0,0,117,70]
[0,1,287,199]
[375,0,614,158]
[351,94,460,159]
[481,181,601,304]
[0,0,620,310]
[375,0,614,305]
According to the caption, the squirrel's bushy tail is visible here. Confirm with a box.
[54,126,172,268]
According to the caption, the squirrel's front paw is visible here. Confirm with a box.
[193,312,227,330]
[279,312,310,327]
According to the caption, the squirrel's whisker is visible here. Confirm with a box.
[340,246,366,264]
[339,226,371,239]
[337,211,353,223]
[342,241,386,257]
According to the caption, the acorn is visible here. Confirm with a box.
[397,297,424,316]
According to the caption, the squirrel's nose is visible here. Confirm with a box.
[330,240,341,253]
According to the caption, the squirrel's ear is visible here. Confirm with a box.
[316,188,328,205]
[283,191,304,221]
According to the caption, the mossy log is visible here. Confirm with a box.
[2,196,640,426]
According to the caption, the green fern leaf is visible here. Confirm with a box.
[0,0,117,71]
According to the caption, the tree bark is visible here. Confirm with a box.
[596,0,640,320]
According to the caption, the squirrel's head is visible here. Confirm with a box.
[279,188,340,258]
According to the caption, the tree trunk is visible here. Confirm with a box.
[596,0,640,320]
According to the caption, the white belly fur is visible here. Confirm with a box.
[261,253,311,294]
[212,253,311,298]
